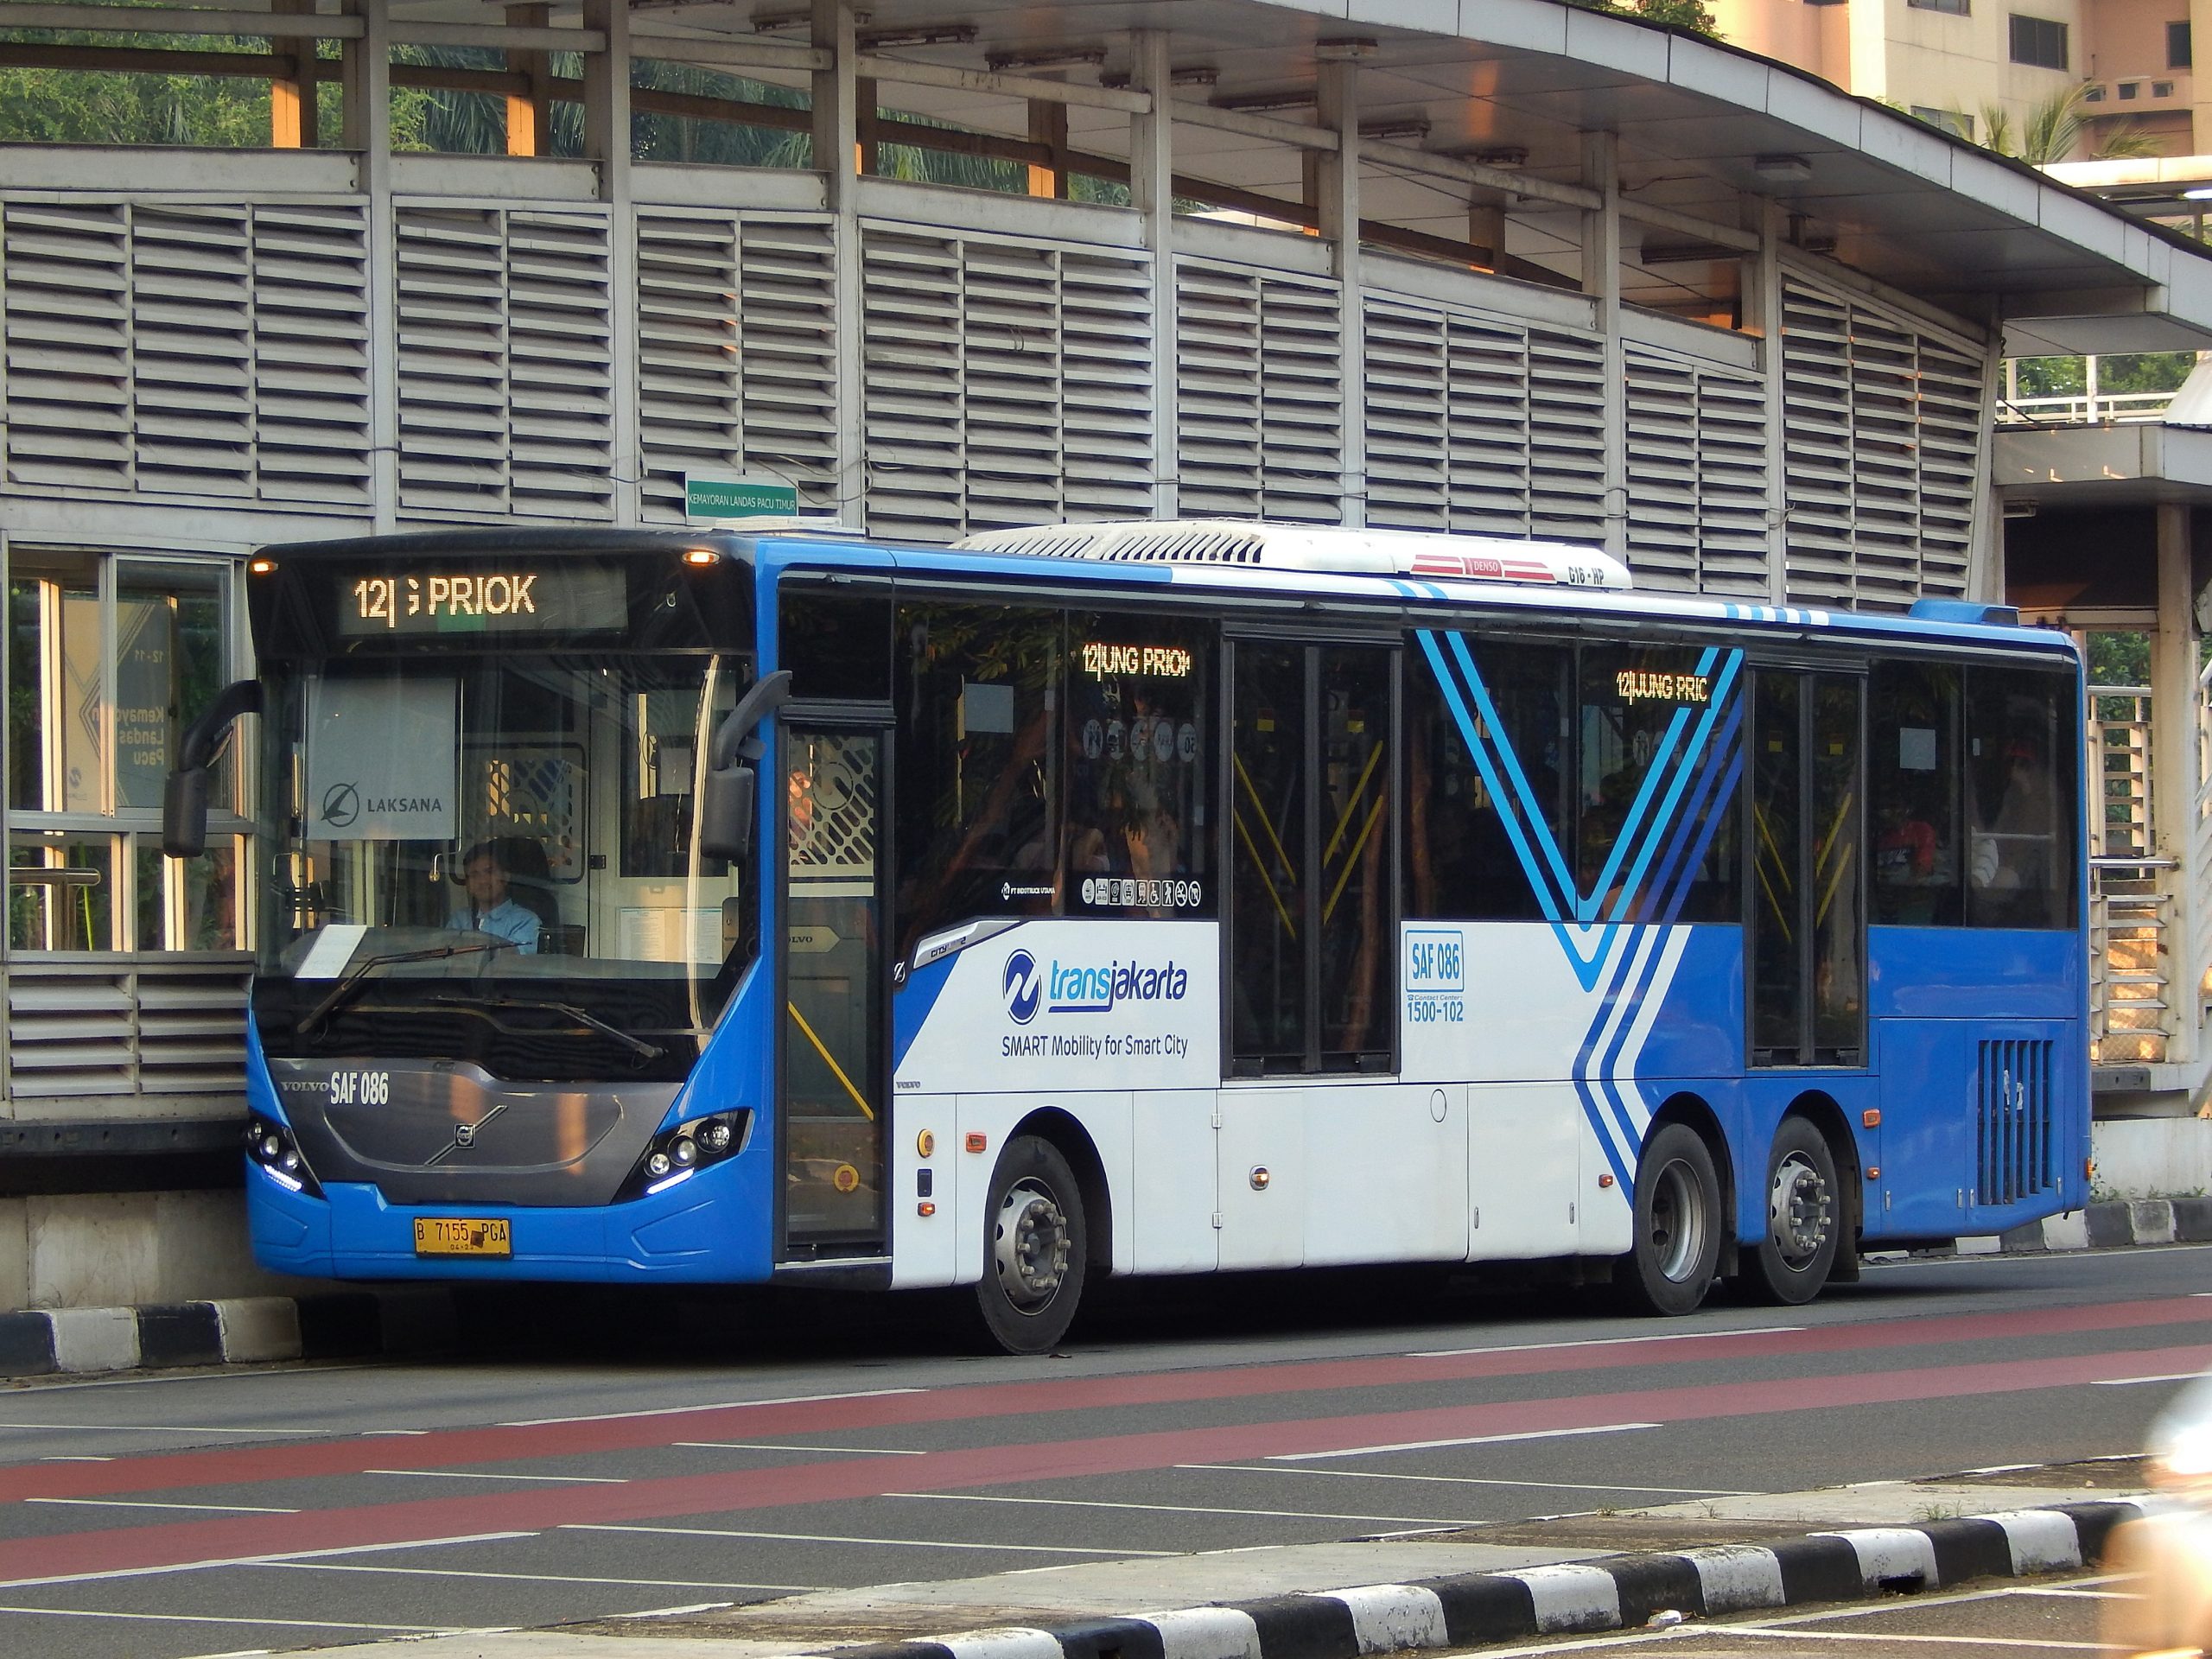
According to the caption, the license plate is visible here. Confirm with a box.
[413,1217,512,1257]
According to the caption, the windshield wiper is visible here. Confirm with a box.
[297,938,519,1038]
[458,993,666,1065]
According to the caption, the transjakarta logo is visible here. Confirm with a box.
[1003,950,1043,1026]
[1001,951,1191,1016]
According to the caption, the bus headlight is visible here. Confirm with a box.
[616,1109,751,1202]
[245,1114,323,1198]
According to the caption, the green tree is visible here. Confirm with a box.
[1971,82,2158,164]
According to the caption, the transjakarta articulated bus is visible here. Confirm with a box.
[164,522,2089,1354]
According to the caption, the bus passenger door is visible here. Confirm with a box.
[779,721,887,1258]
[1749,671,1866,1069]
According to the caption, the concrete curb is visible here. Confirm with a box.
[1968,1198,2212,1255]
[809,1502,2145,1659]
[0,1287,458,1378]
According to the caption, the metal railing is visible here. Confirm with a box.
[1995,388,2176,425]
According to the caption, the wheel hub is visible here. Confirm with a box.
[994,1179,1070,1309]
[1648,1158,1709,1284]
[1770,1151,1832,1268]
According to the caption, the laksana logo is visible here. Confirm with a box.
[1002,949,1190,1019]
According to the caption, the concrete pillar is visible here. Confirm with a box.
[814,0,866,527]
[1316,58,1364,529]
[1745,198,1789,603]
[1130,29,1178,522]
[583,0,639,526]
[1581,130,1626,563]
[2154,501,2199,1065]
[342,0,398,531]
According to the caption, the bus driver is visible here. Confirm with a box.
[449,841,541,954]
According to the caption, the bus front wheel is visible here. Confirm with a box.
[1618,1122,1722,1317]
[973,1135,1088,1355]
[1737,1116,1840,1306]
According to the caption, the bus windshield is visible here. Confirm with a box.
[255,651,750,1077]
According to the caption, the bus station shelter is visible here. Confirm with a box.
[0,0,2205,1307]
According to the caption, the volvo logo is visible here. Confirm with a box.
[321,781,360,828]
[454,1122,476,1148]
[1002,949,1042,1026]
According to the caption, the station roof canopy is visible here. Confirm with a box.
[489,0,2212,355]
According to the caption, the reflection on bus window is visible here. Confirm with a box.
[1871,661,1963,925]
[1967,667,2076,930]
[893,604,1060,957]
[1064,612,1212,922]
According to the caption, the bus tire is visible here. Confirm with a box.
[1738,1116,1840,1306]
[1617,1122,1721,1317]
[973,1135,1088,1355]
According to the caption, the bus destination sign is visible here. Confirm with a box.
[335,565,627,637]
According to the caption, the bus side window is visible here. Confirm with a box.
[1965,666,2077,930]
[1403,634,1568,921]
[781,588,892,701]
[1870,660,1962,925]
[893,603,1062,959]
[1063,613,1214,921]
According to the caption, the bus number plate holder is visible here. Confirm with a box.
[413,1217,512,1257]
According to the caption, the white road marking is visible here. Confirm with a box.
[2092,1373,2203,1387]
[25,1497,301,1515]
[37,1456,112,1463]
[360,1429,430,1437]
[363,1468,628,1484]
[1267,1422,1660,1461]
[883,1491,1479,1526]
[500,1386,925,1427]
[676,1441,930,1455]
[622,1601,734,1618]
[1184,1461,1755,1497]
[0,1605,443,1633]
[0,1422,315,1436]
[251,1561,812,1592]
[1410,1328,1803,1358]
[1705,1630,2111,1649]
[562,1523,1174,1556]
[0,1530,538,1591]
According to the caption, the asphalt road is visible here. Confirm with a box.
[0,1246,2207,1658]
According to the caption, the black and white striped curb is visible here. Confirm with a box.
[814,1502,2145,1659]
[0,1287,459,1377]
[1958,1198,2212,1255]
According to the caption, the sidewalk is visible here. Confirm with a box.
[315,1458,2155,1656]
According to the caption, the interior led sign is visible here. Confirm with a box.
[1615,668,1711,705]
[1081,642,1192,679]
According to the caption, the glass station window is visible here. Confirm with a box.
[7,550,243,952]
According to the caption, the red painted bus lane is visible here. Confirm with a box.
[0,1337,2203,1590]
[1,1293,2206,1507]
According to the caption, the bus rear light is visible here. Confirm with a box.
[617,1109,751,1203]
[245,1113,322,1198]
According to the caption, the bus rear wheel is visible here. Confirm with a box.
[1618,1122,1721,1317]
[973,1135,1088,1355]
[1738,1116,1840,1306]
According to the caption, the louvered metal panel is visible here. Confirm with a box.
[6,957,250,1103]
[861,227,1154,543]
[635,211,842,524]
[2,198,369,507]
[1779,272,1986,609]
[1176,260,1343,525]
[1975,1037,2056,1205]
[1364,295,1613,544]
[1622,341,1770,596]
[395,203,613,521]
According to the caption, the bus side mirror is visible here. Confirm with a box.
[162,677,264,860]
[697,765,757,863]
[697,671,792,866]
[163,767,211,860]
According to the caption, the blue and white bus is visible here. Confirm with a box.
[167,521,2088,1353]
